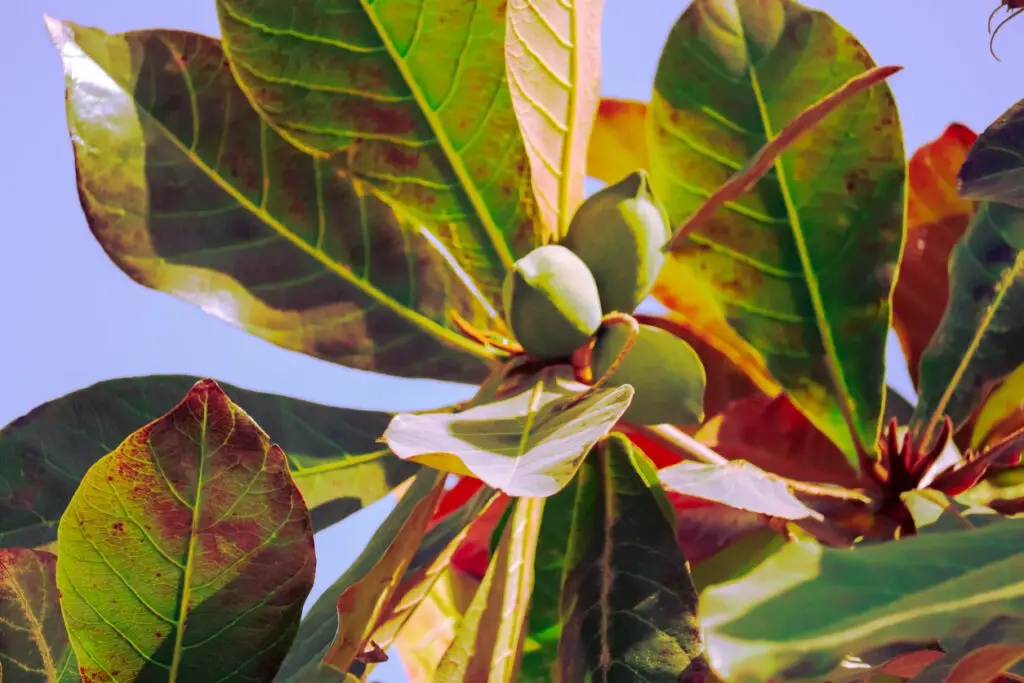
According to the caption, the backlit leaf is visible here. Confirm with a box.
[700,517,1024,683]
[559,434,707,682]
[56,379,316,682]
[972,363,1024,451]
[958,99,1024,209]
[586,97,649,185]
[1,375,417,549]
[383,375,633,497]
[0,549,76,682]
[648,0,906,460]
[895,123,978,388]
[216,0,541,304]
[47,18,495,384]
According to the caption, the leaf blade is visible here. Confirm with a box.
[585,97,649,186]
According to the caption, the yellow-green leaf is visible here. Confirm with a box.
[585,97,649,186]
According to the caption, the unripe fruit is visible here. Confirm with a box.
[503,245,603,360]
[562,170,671,314]
[590,323,705,425]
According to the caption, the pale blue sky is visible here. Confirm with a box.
[2,1,1020,680]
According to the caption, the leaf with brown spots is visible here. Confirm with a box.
[47,18,496,385]
[216,0,543,305]
[0,549,77,682]
[55,379,316,683]
[895,123,978,388]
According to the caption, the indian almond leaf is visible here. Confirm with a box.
[215,0,542,306]
[699,516,1024,683]
[0,375,417,549]
[273,468,445,682]
[895,123,979,389]
[55,379,316,683]
[972,363,1024,450]
[432,496,543,683]
[0,549,77,682]
[558,434,708,683]
[648,0,906,462]
[958,99,1024,209]
[907,619,1024,683]
[382,373,634,497]
[505,0,602,238]
[46,18,496,385]
[586,97,649,186]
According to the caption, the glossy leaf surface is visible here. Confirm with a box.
[383,377,633,497]
[1,375,416,548]
[216,0,541,303]
[56,380,316,682]
[559,435,707,682]
[48,18,495,384]
[0,549,76,682]
[701,517,1024,683]
[505,0,602,237]
[586,97,648,185]
[648,0,906,459]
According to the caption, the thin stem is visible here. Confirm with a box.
[565,313,638,408]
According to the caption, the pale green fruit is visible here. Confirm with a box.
[590,323,705,425]
[562,170,671,314]
[503,245,603,360]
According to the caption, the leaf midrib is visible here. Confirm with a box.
[558,2,581,237]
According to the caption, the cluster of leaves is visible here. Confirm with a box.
[9,0,1024,681]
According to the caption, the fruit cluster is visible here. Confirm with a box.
[501,171,706,426]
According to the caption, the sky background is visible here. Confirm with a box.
[2,1,1022,680]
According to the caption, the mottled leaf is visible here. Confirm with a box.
[700,517,1024,683]
[1,375,417,549]
[506,0,602,237]
[586,97,649,185]
[895,123,978,388]
[959,99,1024,208]
[216,0,541,304]
[559,434,707,682]
[0,549,76,682]
[434,496,542,682]
[56,379,316,683]
[648,0,906,460]
[47,18,495,384]
[973,363,1024,451]
[383,376,633,497]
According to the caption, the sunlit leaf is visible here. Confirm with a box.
[972,363,1024,451]
[689,527,787,594]
[648,0,906,460]
[46,18,495,384]
[216,0,541,304]
[586,97,649,185]
[383,375,633,497]
[0,375,417,549]
[0,549,77,682]
[505,0,602,238]
[559,434,708,682]
[700,517,1024,683]
[895,123,978,388]
[56,379,316,682]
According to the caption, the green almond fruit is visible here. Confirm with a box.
[503,244,603,360]
[562,170,671,314]
[590,323,706,425]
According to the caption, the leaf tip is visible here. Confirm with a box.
[43,14,68,47]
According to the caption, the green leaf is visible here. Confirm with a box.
[56,379,316,683]
[0,549,77,682]
[957,99,1024,209]
[383,374,633,497]
[648,0,906,460]
[1,375,418,548]
[700,517,1024,683]
[46,17,495,384]
[215,0,542,304]
[505,0,603,238]
[559,434,707,682]
[275,468,445,681]
[434,496,543,682]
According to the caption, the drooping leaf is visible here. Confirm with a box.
[0,375,417,549]
[648,0,906,460]
[895,123,978,388]
[700,516,1024,683]
[46,18,495,384]
[958,98,1024,208]
[215,0,541,304]
[0,549,77,682]
[586,97,649,185]
[559,434,707,682]
[505,0,603,238]
[383,375,633,497]
[434,496,543,682]
[56,379,316,683]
